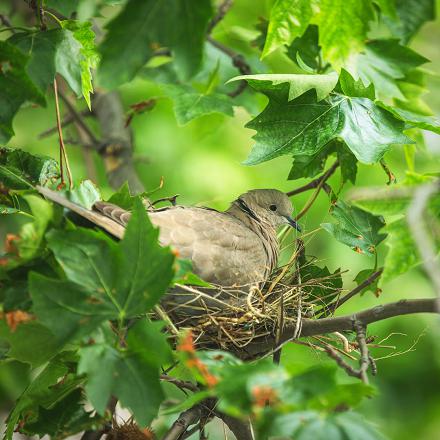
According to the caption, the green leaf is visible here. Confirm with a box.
[286,24,320,71]
[46,0,79,17]
[300,263,342,304]
[78,320,169,426]
[339,68,375,100]
[381,218,420,284]
[262,0,317,58]
[230,73,338,102]
[288,149,330,180]
[4,354,71,440]
[377,103,440,134]
[116,198,175,318]
[67,179,102,209]
[98,0,212,88]
[0,147,60,190]
[29,273,114,345]
[107,182,134,210]
[384,0,435,43]
[354,269,382,296]
[61,20,99,109]
[354,39,428,101]
[322,200,387,256]
[337,412,386,440]
[243,88,411,166]
[315,0,375,70]
[373,0,397,18]
[163,84,234,125]
[0,321,59,367]
[0,41,45,143]
[337,143,358,184]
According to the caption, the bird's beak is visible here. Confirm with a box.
[285,216,301,232]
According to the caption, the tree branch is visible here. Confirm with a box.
[325,268,383,315]
[215,412,254,440]
[207,0,233,34]
[162,405,202,440]
[243,298,438,358]
[286,160,340,197]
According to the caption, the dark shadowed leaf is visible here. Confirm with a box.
[286,25,320,70]
[99,0,212,88]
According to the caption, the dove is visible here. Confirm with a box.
[37,187,300,295]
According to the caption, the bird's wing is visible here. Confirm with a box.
[94,201,269,286]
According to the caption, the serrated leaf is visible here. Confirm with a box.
[0,147,60,189]
[377,103,440,134]
[373,0,397,18]
[339,68,375,100]
[384,0,435,43]
[322,200,387,256]
[67,179,101,209]
[315,0,375,70]
[354,269,382,296]
[163,84,234,125]
[337,143,358,184]
[99,0,212,88]
[78,320,169,426]
[0,41,45,143]
[262,0,317,58]
[353,39,428,101]
[288,146,332,180]
[230,73,338,102]
[243,88,411,166]
[300,262,342,304]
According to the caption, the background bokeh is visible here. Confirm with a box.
[1,0,440,438]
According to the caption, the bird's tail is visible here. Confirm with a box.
[36,186,125,239]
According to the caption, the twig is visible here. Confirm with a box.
[38,110,92,139]
[215,412,254,440]
[380,159,396,185]
[325,269,384,315]
[287,160,340,197]
[407,179,440,304]
[162,405,202,440]
[207,0,233,34]
[323,344,366,379]
[58,90,100,146]
[354,320,370,383]
[0,13,13,29]
[206,35,251,97]
[160,374,199,393]
[53,78,73,189]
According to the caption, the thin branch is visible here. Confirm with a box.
[160,374,199,393]
[38,110,92,139]
[244,298,438,358]
[215,412,254,440]
[286,160,340,197]
[325,269,383,315]
[380,159,396,185]
[407,179,440,303]
[53,78,73,189]
[323,344,366,379]
[58,90,100,146]
[354,320,370,384]
[206,35,251,98]
[207,0,233,34]
[0,13,13,29]
[162,405,202,440]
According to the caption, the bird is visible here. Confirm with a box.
[37,187,300,305]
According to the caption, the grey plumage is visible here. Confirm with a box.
[37,187,299,292]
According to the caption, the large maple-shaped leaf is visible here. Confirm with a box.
[30,199,175,344]
[262,0,317,58]
[243,87,411,166]
[99,0,212,88]
[0,42,45,143]
[353,39,428,101]
[322,200,387,256]
[78,320,171,426]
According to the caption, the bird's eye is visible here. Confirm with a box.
[269,204,277,212]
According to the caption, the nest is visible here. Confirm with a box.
[154,241,343,358]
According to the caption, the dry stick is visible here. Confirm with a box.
[287,160,340,197]
[325,268,384,315]
[407,179,440,304]
[160,374,199,393]
[323,344,367,379]
[53,78,73,189]
[379,159,396,185]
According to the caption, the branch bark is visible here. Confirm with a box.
[242,298,438,358]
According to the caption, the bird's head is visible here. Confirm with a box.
[235,189,301,232]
